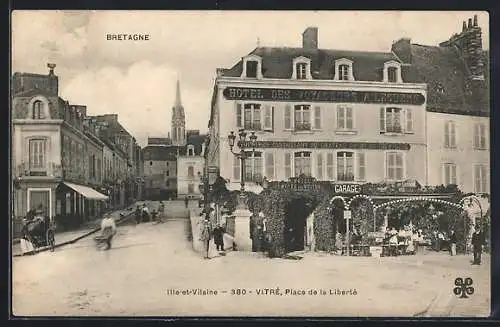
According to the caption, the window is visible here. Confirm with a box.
[326,153,334,180]
[284,153,292,179]
[246,60,258,78]
[380,107,403,133]
[32,101,45,119]
[473,164,488,194]
[337,106,354,129]
[338,64,350,81]
[358,153,366,181]
[150,161,153,166]
[294,105,311,131]
[29,139,47,170]
[284,105,292,130]
[387,67,398,83]
[97,158,101,182]
[386,152,404,181]
[474,123,487,149]
[296,63,307,79]
[265,153,274,179]
[237,103,261,130]
[294,152,311,177]
[316,153,323,180]
[245,152,262,182]
[166,170,170,177]
[444,121,457,148]
[188,184,195,194]
[443,163,457,186]
[187,145,194,156]
[233,156,240,180]
[337,152,354,181]
[187,166,194,178]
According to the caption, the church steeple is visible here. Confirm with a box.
[171,78,186,146]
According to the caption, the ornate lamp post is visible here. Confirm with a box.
[227,129,258,210]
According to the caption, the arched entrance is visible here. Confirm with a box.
[284,194,317,252]
[329,196,347,236]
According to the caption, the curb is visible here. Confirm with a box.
[13,211,135,257]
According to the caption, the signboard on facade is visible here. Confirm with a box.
[238,141,411,151]
[334,184,361,194]
[344,210,352,220]
[223,87,426,105]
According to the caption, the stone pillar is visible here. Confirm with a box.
[234,208,252,251]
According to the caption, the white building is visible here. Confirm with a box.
[177,131,206,199]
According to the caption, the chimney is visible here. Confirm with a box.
[391,38,412,64]
[302,27,318,50]
[439,15,484,80]
[46,63,59,96]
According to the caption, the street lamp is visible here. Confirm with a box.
[227,129,258,210]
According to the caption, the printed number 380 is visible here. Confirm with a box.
[231,289,247,295]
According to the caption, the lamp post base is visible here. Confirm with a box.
[236,193,248,211]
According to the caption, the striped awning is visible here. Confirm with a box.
[62,182,109,201]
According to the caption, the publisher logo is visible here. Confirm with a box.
[453,277,474,299]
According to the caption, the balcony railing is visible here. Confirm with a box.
[294,122,311,131]
[337,173,355,182]
[15,162,63,179]
[243,122,262,131]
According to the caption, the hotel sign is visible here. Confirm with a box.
[223,87,425,105]
[238,141,411,151]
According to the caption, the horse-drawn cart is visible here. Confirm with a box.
[20,213,56,254]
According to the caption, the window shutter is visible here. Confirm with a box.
[326,153,334,180]
[450,122,456,147]
[405,108,413,133]
[265,152,274,179]
[314,106,321,129]
[474,165,481,193]
[284,104,291,129]
[337,107,345,129]
[346,107,353,129]
[284,153,291,179]
[233,156,240,180]
[379,107,386,133]
[473,124,479,148]
[358,152,365,181]
[264,105,272,130]
[271,106,275,132]
[316,153,323,180]
[236,103,242,128]
[444,122,450,147]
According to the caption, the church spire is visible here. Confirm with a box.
[175,79,182,107]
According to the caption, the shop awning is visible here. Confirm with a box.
[62,182,109,200]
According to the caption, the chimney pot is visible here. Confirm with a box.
[462,21,467,32]
[473,15,478,27]
[468,18,472,28]
[47,63,56,75]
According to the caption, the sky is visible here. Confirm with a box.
[11,11,489,146]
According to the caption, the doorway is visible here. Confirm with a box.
[284,198,312,253]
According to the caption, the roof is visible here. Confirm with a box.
[178,134,207,156]
[402,44,489,116]
[222,47,400,81]
[142,145,179,161]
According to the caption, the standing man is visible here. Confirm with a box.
[184,197,189,209]
[213,223,225,252]
[134,205,141,225]
[200,219,212,259]
[100,213,117,250]
[471,225,485,265]
[157,201,165,223]
[449,229,457,256]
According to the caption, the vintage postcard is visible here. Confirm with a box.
[10,10,491,317]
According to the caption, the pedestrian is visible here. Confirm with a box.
[335,231,343,255]
[141,203,150,222]
[213,223,225,251]
[134,205,141,225]
[449,229,457,256]
[157,201,165,223]
[471,226,485,265]
[100,213,117,250]
[200,219,212,259]
[437,231,445,251]
[185,197,189,209]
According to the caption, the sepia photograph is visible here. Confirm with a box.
[10,10,491,317]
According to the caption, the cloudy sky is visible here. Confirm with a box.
[11,11,489,146]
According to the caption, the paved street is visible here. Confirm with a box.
[12,203,490,317]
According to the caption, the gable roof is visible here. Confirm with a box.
[142,145,179,161]
[222,47,401,81]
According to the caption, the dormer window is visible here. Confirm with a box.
[292,56,312,80]
[32,100,44,119]
[187,145,195,156]
[246,61,258,78]
[383,61,403,83]
[334,58,354,81]
[241,55,263,79]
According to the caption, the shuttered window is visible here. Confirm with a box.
[316,153,323,180]
[326,153,334,180]
[284,104,292,129]
[265,152,275,179]
[358,152,366,181]
[314,106,321,129]
[284,153,292,179]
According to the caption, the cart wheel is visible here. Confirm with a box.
[46,229,55,252]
